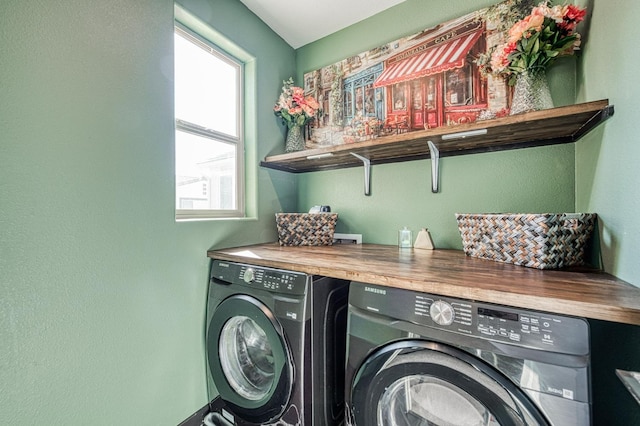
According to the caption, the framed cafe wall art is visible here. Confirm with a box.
[303,0,586,147]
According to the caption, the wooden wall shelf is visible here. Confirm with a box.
[260,100,614,174]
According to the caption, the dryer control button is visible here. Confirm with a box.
[430,300,455,326]
[243,268,255,283]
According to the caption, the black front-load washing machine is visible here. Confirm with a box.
[345,281,591,426]
[202,259,349,426]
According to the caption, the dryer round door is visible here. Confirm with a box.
[350,340,550,426]
[208,294,294,424]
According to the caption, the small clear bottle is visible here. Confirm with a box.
[398,227,413,249]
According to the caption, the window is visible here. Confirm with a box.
[343,63,384,122]
[444,64,474,107]
[174,24,244,219]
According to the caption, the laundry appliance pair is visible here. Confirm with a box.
[199,259,592,426]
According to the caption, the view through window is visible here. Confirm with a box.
[174,26,244,219]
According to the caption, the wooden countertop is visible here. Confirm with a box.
[207,243,640,326]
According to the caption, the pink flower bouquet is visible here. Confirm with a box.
[274,78,321,128]
[484,1,587,84]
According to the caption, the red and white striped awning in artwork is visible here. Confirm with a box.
[373,30,483,87]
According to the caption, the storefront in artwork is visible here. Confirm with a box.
[373,19,487,131]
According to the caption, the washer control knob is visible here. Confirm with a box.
[430,300,455,326]
[243,268,255,283]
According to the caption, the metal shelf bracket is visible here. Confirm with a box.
[427,140,440,193]
[350,152,371,196]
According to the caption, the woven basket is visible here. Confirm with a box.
[276,213,338,246]
[455,213,596,269]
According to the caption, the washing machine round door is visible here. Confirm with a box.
[208,294,293,424]
[350,340,550,426]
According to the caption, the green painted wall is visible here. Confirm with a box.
[576,0,640,286]
[298,147,576,248]
[0,0,295,424]
[295,0,579,252]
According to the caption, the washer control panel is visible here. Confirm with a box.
[210,260,308,295]
[351,282,589,355]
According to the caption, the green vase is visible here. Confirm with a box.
[285,124,306,153]
[510,69,554,115]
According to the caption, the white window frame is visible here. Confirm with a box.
[174,13,246,221]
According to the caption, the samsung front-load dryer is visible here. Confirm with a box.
[345,281,591,426]
[204,259,349,426]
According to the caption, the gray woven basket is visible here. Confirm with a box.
[276,213,338,246]
[455,213,596,269]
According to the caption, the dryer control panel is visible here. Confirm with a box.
[210,260,308,295]
[350,282,589,355]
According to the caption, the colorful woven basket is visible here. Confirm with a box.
[276,213,338,246]
[455,213,597,269]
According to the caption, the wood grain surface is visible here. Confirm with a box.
[207,243,640,325]
[260,100,613,173]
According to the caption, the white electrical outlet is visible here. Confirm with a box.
[333,233,363,244]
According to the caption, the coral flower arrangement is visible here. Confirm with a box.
[485,1,587,84]
[273,77,321,128]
